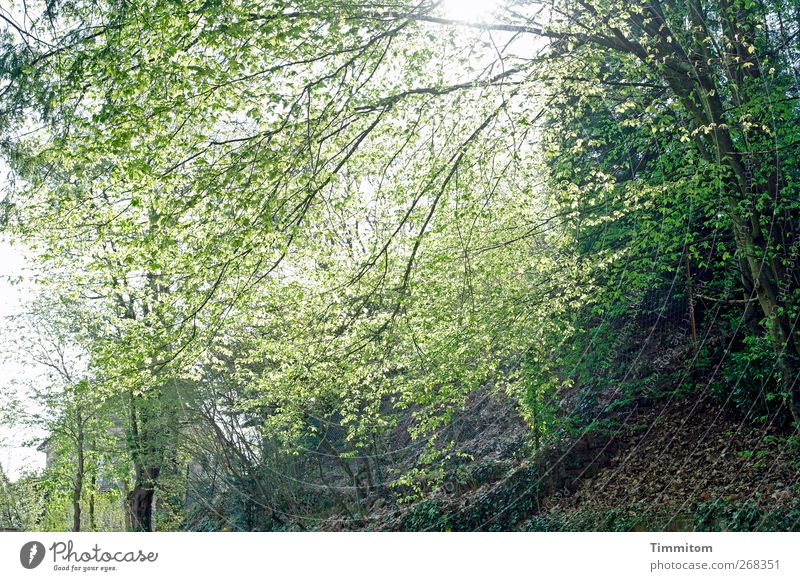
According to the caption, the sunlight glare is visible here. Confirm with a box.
[442,0,499,22]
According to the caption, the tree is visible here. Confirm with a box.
[2,294,124,531]
[0,0,798,531]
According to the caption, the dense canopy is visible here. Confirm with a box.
[1,0,798,531]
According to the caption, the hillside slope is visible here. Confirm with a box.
[323,391,800,531]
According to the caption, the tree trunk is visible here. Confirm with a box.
[616,2,800,426]
[126,391,163,532]
[72,422,84,532]
[89,469,96,531]
[127,464,159,532]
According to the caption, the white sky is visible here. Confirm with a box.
[0,163,46,481]
[443,0,500,21]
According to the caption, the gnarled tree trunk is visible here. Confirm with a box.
[127,464,160,532]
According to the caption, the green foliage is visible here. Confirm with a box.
[710,334,790,424]
[522,504,666,532]
[0,469,45,531]
[695,499,800,532]
[0,0,799,531]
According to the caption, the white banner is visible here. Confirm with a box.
[1,532,798,580]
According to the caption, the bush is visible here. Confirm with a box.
[709,334,790,424]
[695,498,800,532]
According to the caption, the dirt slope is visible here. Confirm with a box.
[323,391,799,531]
[537,394,799,531]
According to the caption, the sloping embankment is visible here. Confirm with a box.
[329,392,799,531]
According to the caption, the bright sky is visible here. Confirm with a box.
[443,0,500,21]
[0,163,46,481]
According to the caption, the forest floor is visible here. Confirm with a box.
[322,389,800,531]
[536,394,800,530]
